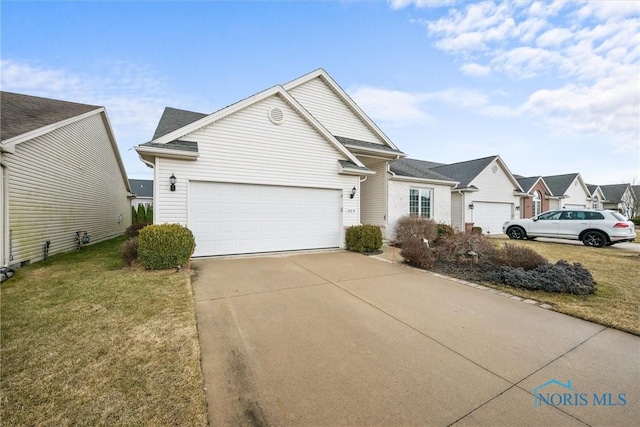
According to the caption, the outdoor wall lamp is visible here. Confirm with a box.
[350,186,357,199]
[468,203,474,209]
[170,173,177,192]
[515,206,520,211]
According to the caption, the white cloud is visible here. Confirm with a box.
[389,0,457,10]
[536,27,573,47]
[348,85,432,126]
[460,62,491,76]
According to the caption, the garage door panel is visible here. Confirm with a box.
[474,202,512,235]
[190,182,341,256]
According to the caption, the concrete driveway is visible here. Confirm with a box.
[192,251,639,426]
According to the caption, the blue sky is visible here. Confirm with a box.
[2,0,639,185]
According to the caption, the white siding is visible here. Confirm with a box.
[387,179,452,241]
[468,160,520,206]
[560,179,589,208]
[3,113,130,266]
[288,77,385,144]
[154,93,360,246]
[360,159,387,230]
[451,192,463,231]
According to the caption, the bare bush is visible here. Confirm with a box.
[400,238,435,269]
[493,243,548,270]
[394,215,438,245]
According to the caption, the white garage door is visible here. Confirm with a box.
[473,202,512,235]
[189,182,342,256]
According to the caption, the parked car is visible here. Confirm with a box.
[503,209,636,248]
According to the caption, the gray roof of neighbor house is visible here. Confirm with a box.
[390,158,456,182]
[516,176,541,193]
[129,179,153,198]
[632,185,640,201]
[152,107,208,140]
[429,155,498,188]
[599,183,630,203]
[1,91,101,142]
[542,173,580,196]
[334,136,405,156]
[586,184,599,195]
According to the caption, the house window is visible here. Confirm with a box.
[592,197,599,210]
[410,188,432,218]
[533,191,541,216]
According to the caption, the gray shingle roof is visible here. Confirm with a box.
[390,158,456,182]
[631,185,640,201]
[586,184,599,195]
[338,160,372,173]
[129,179,153,197]
[1,91,100,142]
[139,140,199,152]
[334,136,405,156]
[430,155,497,188]
[152,107,207,139]
[542,173,580,196]
[516,176,541,193]
[599,183,630,203]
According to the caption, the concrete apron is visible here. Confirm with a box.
[192,251,639,426]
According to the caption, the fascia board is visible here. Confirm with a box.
[343,144,405,159]
[390,174,459,187]
[283,69,401,152]
[495,156,524,192]
[1,108,102,153]
[134,145,199,160]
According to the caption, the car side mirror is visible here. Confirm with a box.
[532,217,538,222]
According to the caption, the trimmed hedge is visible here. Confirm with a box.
[138,224,196,270]
[485,260,596,294]
[345,225,383,253]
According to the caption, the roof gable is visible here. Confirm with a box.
[517,176,552,195]
[542,173,587,196]
[599,183,631,203]
[136,84,367,170]
[1,91,100,144]
[129,179,153,197]
[283,69,402,153]
[390,158,453,182]
[431,156,496,188]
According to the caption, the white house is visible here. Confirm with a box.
[543,173,591,209]
[135,69,407,257]
[598,183,636,217]
[586,184,606,210]
[129,179,153,208]
[0,92,131,267]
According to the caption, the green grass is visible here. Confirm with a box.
[487,237,640,335]
[1,237,207,426]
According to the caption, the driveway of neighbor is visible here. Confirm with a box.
[192,251,639,426]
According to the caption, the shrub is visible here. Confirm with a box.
[493,243,548,270]
[471,226,483,234]
[345,225,383,253]
[435,223,455,243]
[125,222,149,238]
[137,204,146,224]
[145,205,154,223]
[400,238,435,269]
[120,237,139,266]
[138,224,196,270]
[485,260,596,294]
[131,206,138,224]
[436,231,498,265]
[632,216,640,226]
[394,215,438,245]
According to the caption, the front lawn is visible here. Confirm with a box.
[486,237,640,335]
[0,237,207,426]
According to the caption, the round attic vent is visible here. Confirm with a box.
[492,165,498,173]
[268,107,285,125]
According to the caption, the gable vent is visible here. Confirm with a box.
[268,107,285,125]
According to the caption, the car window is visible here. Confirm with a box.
[538,211,561,220]
[575,211,586,220]
[610,212,628,221]
[586,212,605,220]
[560,211,578,220]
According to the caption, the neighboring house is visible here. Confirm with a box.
[515,176,555,218]
[387,158,458,240]
[129,179,154,208]
[135,69,406,257]
[586,184,606,210]
[542,173,591,209]
[0,92,131,267]
[599,183,636,217]
[632,185,640,218]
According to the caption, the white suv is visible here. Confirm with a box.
[502,209,636,248]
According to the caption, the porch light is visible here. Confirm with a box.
[170,173,177,192]
[468,203,474,209]
[350,186,357,199]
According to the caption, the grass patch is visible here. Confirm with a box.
[1,237,207,426]
[487,238,640,335]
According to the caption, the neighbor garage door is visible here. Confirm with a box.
[189,181,341,256]
[473,202,512,235]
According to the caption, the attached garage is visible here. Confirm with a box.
[189,181,342,257]
[473,202,512,234]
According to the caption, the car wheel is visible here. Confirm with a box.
[507,226,526,240]
[582,231,607,248]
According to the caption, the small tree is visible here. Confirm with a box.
[131,206,138,224]
[137,204,146,224]
[145,205,154,223]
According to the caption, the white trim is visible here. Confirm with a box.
[0,162,7,266]
[135,146,200,160]
[1,108,101,153]
[388,174,458,187]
